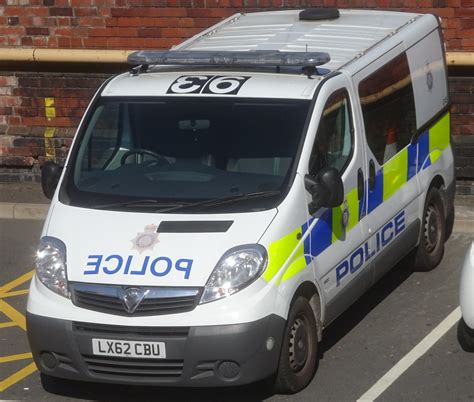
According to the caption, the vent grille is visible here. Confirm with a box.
[82,355,184,378]
[73,321,190,337]
[54,352,78,373]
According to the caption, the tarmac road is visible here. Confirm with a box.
[0,217,473,401]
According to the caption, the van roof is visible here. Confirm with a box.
[105,9,439,99]
[174,9,423,71]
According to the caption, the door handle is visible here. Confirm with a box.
[369,159,376,190]
[357,168,364,200]
[342,199,349,229]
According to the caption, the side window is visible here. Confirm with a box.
[359,52,416,165]
[309,89,353,176]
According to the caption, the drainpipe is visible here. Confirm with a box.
[0,48,134,63]
[0,48,472,65]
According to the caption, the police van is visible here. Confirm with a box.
[27,8,455,393]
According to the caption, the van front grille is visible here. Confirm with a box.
[70,283,201,316]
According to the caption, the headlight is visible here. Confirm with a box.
[35,237,69,298]
[200,244,267,304]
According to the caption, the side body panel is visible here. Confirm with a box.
[258,174,316,321]
[407,27,455,215]
[406,29,449,129]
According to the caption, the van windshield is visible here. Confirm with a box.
[62,97,310,213]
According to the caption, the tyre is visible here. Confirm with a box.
[444,203,455,242]
[273,296,318,394]
[457,318,474,352]
[415,187,446,271]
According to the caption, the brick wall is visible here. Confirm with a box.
[0,1,473,181]
[0,0,473,51]
[0,71,108,181]
[451,76,474,181]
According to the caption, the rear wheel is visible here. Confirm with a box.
[273,296,318,394]
[415,187,446,271]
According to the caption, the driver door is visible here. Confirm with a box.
[301,75,371,324]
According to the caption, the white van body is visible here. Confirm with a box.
[27,9,454,392]
[459,242,474,351]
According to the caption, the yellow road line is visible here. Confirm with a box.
[0,322,17,329]
[0,289,29,299]
[0,273,37,393]
[0,271,34,296]
[0,362,37,392]
[0,353,33,364]
[0,300,26,331]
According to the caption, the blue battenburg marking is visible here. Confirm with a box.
[368,168,383,214]
[310,209,332,257]
[422,157,431,170]
[407,142,417,181]
[359,191,366,221]
[417,131,431,172]
[301,219,313,265]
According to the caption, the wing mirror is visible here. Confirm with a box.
[41,161,62,200]
[304,167,344,214]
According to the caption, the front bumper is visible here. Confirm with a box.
[27,312,285,387]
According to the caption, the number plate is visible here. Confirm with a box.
[92,338,166,359]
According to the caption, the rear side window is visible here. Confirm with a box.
[358,52,416,165]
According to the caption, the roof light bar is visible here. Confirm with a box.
[127,50,330,68]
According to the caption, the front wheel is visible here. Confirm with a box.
[272,296,318,394]
[415,187,446,271]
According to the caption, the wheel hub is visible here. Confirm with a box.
[289,317,309,372]
[424,204,440,253]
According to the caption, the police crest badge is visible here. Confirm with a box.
[131,224,159,253]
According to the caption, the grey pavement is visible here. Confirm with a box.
[0,183,49,204]
[0,183,49,220]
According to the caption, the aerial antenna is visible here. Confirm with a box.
[129,64,148,76]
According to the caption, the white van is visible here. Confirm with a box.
[27,9,454,393]
[459,242,474,351]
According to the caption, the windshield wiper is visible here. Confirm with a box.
[159,190,281,213]
[91,199,191,210]
[90,191,280,212]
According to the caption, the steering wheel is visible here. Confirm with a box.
[120,149,169,166]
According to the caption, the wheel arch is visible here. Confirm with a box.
[426,174,448,217]
[429,174,445,191]
[290,281,323,341]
